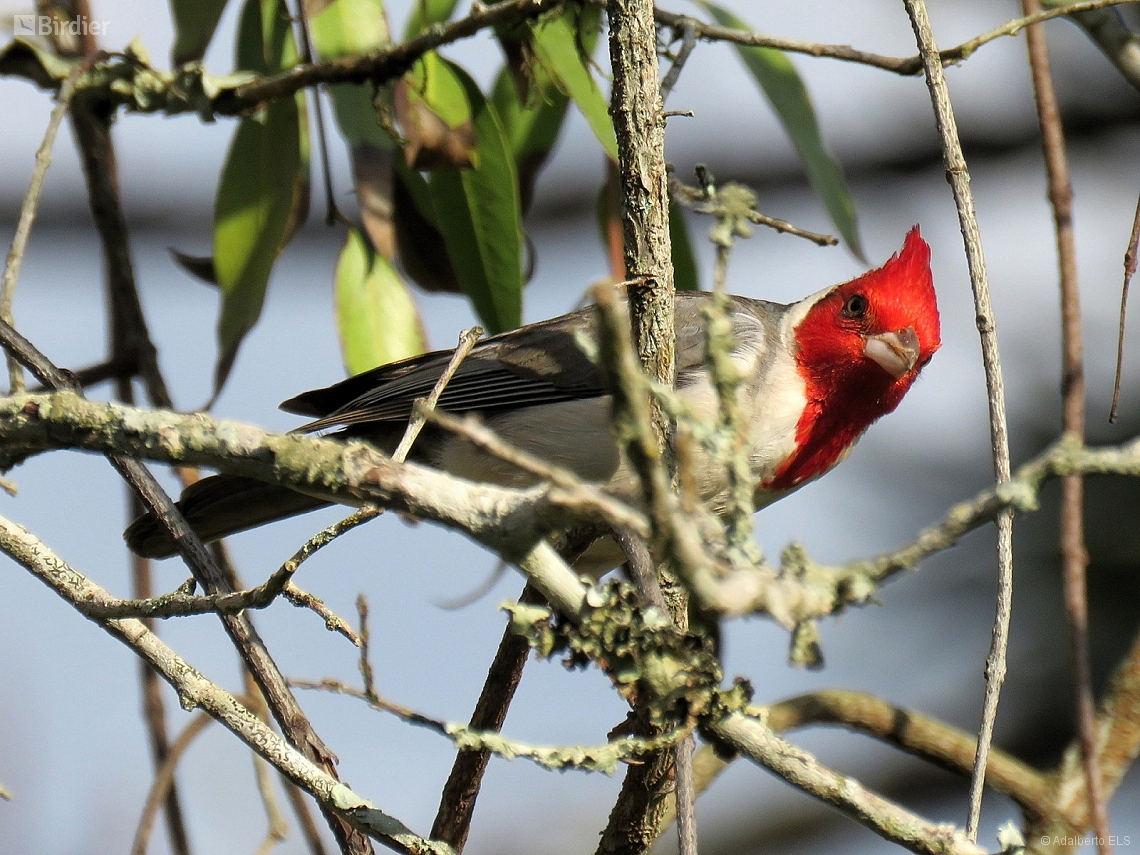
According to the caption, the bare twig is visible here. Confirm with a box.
[431,525,611,850]
[1026,620,1140,845]
[251,750,291,854]
[357,595,376,700]
[130,711,214,855]
[0,65,82,394]
[659,16,697,103]
[670,174,838,247]
[292,678,688,771]
[1021,2,1111,851]
[653,0,1140,76]
[709,712,986,855]
[1109,189,1140,422]
[216,0,566,116]
[293,0,340,226]
[283,583,362,645]
[391,327,482,463]
[657,688,1055,835]
[903,1,1015,840]
[274,327,483,581]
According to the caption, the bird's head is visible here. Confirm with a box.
[794,225,941,405]
[768,226,941,491]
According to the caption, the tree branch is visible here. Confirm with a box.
[0,514,453,855]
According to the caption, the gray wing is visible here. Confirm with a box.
[282,292,785,434]
[282,307,608,432]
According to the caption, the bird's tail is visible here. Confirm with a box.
[124,474,331,559]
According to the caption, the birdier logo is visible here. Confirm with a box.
[12,14,107,38]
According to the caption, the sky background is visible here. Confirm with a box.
[1,1,1139,854]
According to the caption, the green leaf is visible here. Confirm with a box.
[170,0,229,65]
[407,50,473,130]
[425,59,523,332]
[403,0,460,40]
[669,201,700,291]
[336,228,425,374]
[213,98,304,391]
[236,0,299,73]
[695,1,864,261]
[211,0,307,394]
[307,0,391,58]
[530,7,616,161]
[490,65,566,164]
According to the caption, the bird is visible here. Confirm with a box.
[125,226,941,562]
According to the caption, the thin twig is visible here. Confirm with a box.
[391,327,482,463]
[653,0,1140,76]
[902,1,1016,841]
[241,678,292,854]
[283,583,362,645]
[673,735,698,855]
[273,326,482,579]
[292,0,340,226]
[0,64,82,394]
[670,174,838,247]
[216,0,566,115]
[1021,2,1112,850]
[659,16,697,103]
[280,775,329,855]
[357,594,376,700]
[130,711,214,855]
[430,526,608,850]
[657,688,1055,836]
[292,677,688,771]
[710,712,986,855]
[1109,189,1140,422]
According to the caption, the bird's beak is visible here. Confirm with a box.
[864,327,920,379]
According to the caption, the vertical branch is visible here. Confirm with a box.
[600,3,689,854]
[902,0,1015,841]
[1020,3,1112,852]
[607,0,676,397]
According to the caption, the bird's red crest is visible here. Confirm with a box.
[770,226,941,491]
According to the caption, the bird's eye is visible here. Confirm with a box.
[842,293,868,319]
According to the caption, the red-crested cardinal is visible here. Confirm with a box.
[125,227,940,560]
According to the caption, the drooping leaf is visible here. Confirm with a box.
[309,0,397,255]
[393,161,462,293]
[424,58,523,332]
[399,50,477,169]
[213,98,303,391]
[695,1,864,261]
[669,200,700,291]
[170,0,230,65]
[490,65,569,214]
[403,0,460,40]
[530,6,616,161]
[336,227,425,374]
[211,0,308,394]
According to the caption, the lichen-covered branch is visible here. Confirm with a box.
[0,514,452,855]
